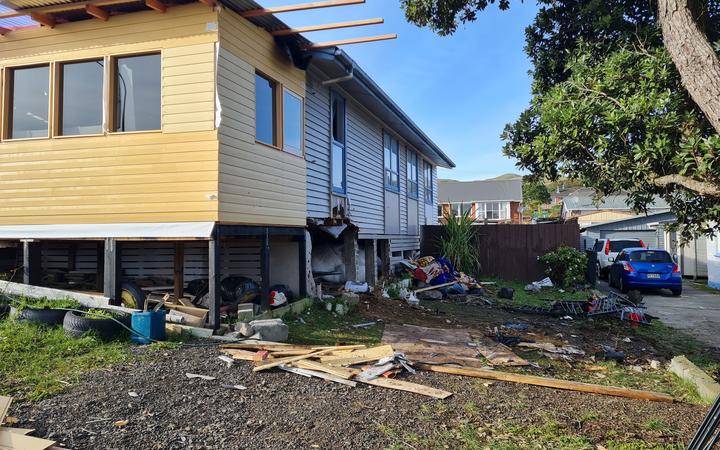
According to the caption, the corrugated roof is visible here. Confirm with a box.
[563,192,670,212]
[438,178,523,203]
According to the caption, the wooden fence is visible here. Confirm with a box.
[420,223,581,282]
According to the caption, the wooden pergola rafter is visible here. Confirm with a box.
[0,0,396,49]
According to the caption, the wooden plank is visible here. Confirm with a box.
[305,34,397,50]
[359,377,452,399]
[253,348,336,372]
[416,364,674,402]
[320,345,395,366]
[240,0,364,17]
[279,365,357,387]
[30,11,56,27]
[270,18,383,36]
[294,359,360,379]
[1,428,35,435]
[0,27,11,35]
[145,0,167,12]
[0,395,11,424]
[0,430,56,450]
[474,339,529,366]
[382,324,486,368]
[197,0,216,6]
[85,4,109,21]
[222,349,258,361]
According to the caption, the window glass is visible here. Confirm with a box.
[9,65,50,139]
[629,251,672,263]
[407,151,418,198]
[384,132,399,191]
[331,93,346,193]
[331,94,345,144]
[255,73,276,145]
[610,240,641,252]
[593,241,604,252]
[283,89,302,155]
[437,205,443,218]
[451,204,461,217]
[423,162,433,203]
[61,60,104,136]
[115,54,160,132]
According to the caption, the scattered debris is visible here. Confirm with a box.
[525,277,553,292]
[218,355,234,367]
[220,384,247,391]
[128,391,139,397]
[498,287,515,299]
[351,321,377,328]
[113,419,129,427]
[185,373,216,381]
[518,342,585,356]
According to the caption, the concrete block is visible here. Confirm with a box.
[234,321,255,337]
[249,318,289,342]
[341,292,360,306]
[669,355,720,403]
[236,304,255,322]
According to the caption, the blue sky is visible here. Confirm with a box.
[260,0,539,180]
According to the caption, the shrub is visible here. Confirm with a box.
[440,208,480,276]
[539,246,587,288]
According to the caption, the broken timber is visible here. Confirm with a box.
[416,364,674,402]
[358,377,452,399]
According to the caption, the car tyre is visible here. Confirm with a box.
[619,277,629,294]
[16,307,68,326]
[63,311,130,341]
[671,288,682,297]
[120,281,146,310]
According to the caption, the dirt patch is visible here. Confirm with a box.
[11,345,707,450]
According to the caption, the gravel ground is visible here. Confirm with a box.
[11,344,709,450]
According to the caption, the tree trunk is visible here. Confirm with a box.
[659,0,720,133]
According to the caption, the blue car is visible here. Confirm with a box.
[608,248,682,296]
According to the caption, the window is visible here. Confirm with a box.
[437,205,443,218]
[384,132,399,191]
[476,202,509,221]
[451,203,461,217]
[331,92,346,194]
[60,60,104,136]
[629,250,672,263]
[114,53,160,132]
[255,73,277,146]
[423,161,433,203]
[283,88,302,155]
[610,240,641,252]
[7,65,50,139]
[407,150,418,198]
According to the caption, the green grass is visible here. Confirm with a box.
[0,318,131,401]
[688,280,720,294]
[635,320,720,374]
[481,277,590,308]
[286,304,383,346]
[6,295,82,310]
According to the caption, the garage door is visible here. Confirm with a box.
[600,230,660,249]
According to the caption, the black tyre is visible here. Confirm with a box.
[120,281,146,310]
[16,307,68,325]
[619,277,629,294]
[671,288,682,297]
[63,310,130,341]
[0,304,9,319]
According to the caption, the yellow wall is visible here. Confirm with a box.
[216,7,307,226]
[0,3,220,225]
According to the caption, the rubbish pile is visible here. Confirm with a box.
[0,395,58,449]
[212,338,675,403]
[393,256,486,300]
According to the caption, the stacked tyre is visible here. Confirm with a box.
[62,311,130,341]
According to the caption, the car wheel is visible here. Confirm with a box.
[120,281,146,310]
[619,277,629,294]
[671,288,682,297]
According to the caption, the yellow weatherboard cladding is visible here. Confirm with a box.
[0,2,308,227]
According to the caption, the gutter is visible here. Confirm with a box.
[308,48,455,169]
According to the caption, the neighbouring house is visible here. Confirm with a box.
[0,0,453,328]
[562,190,669,227]
[437,178,523,224]
[707,234,720,289]
[581,211,709,279]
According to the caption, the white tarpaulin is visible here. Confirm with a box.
[0,222,216,240]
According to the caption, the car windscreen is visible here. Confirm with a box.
[610,240,640,252]
[628,251,672,263]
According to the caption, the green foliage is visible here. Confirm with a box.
[11,295,82,311]
[0,318,130,400]
[504,42,720,241]
[440,208,480,276]
[400,0,720,240]
[522,177,552,209]
[539,246,587,287]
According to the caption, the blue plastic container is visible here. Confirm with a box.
[131,310,167,345]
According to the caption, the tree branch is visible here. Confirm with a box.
[654,174,720,196]
[658,0,720,133]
